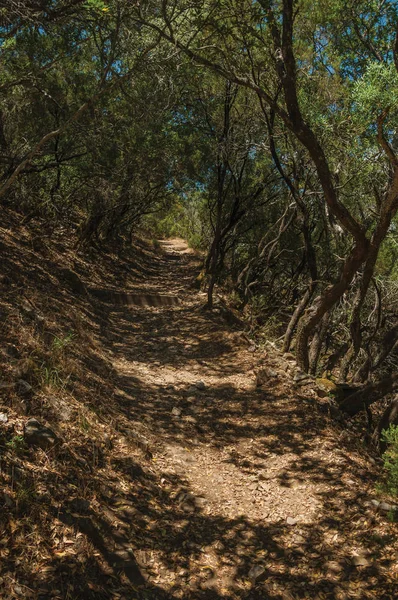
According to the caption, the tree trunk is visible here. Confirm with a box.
[372,322,398,370]
[373,399,398,454]
[283,285,313,352]
[205,231,221,309]
[207,271,217,309]
[343,204,398,371]
[339,346,355,382]
[309,311,330,375]
[296,241,368,372]
[283,217,318,353]
[339,373,398,416]
[352,355,372,383]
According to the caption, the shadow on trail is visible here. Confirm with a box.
[1,436,395,599]
[1,229,396,599]
[72,241,395,599]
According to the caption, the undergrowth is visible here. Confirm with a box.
[381,424,398,496]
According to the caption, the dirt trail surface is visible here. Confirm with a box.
[1,229,397,600]
[102,239,397,599]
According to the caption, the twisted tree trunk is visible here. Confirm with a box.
[295,241,368,372]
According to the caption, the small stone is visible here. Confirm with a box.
[352,555,370,567]
[287,517,298,525]
[0,412,8,423]
[248,564,265,582]
[256,368,278,386]
[371,499,380,508]
[326,560,343,573]
[24,418,57,449]
[379,502,393,512]
[171,407,182,417]
[293,534,306,545]
[179,491,195,503]
[315,378,338,393]
[294,372,311,383]
[194,497,206,508]
[195,380,206,390]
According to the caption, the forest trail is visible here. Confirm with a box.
[100,239,397,599]
[3,3,398,598]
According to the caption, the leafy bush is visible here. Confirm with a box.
[381,425,398,496]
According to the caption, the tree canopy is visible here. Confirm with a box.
[1,0,398,386]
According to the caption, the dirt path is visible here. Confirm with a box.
[103,239,397,599]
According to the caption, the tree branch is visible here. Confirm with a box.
[377,109,398,167]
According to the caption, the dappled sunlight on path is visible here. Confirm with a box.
[101,239,398,599]
[1,207,396,599]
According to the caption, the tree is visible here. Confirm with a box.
[136,0,398,375]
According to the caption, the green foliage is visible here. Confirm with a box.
[6,435,26,456]
[1,0,398,380]
[353,62,398,120]
[377,233,398,278]
[40,364,65,389]
[52,331,75,353]
[144,194,207,250]
[83,0,109,12]
[381,425,398,496]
